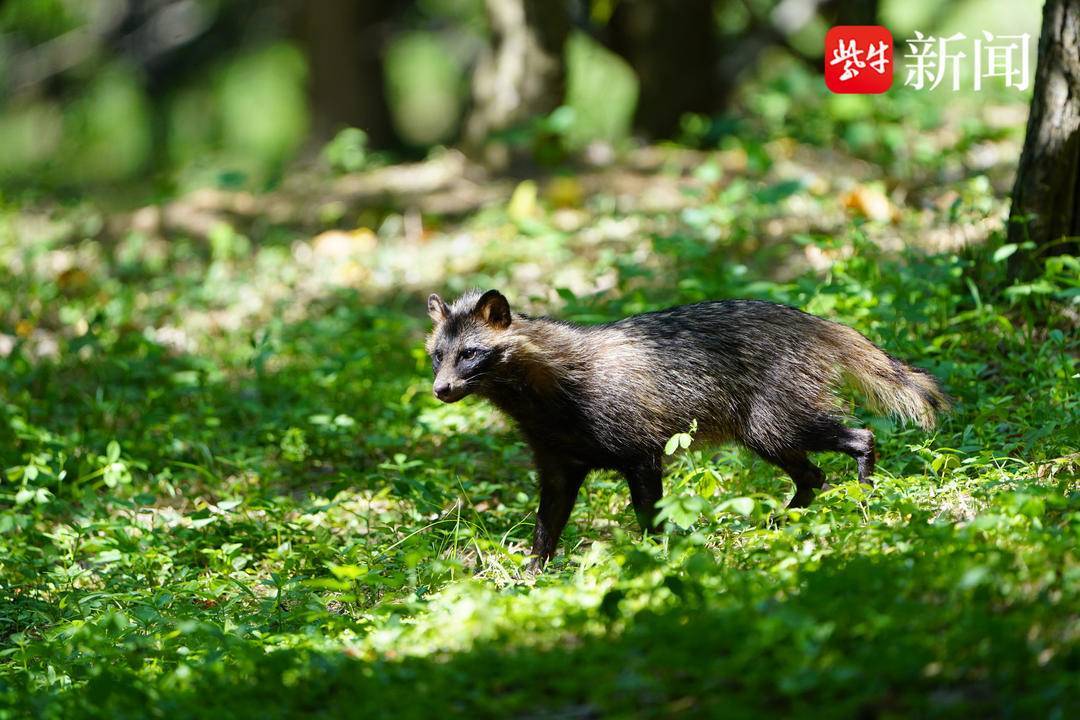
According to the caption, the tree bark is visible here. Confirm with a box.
[1008,0,1080,260]
[464,0,569,146]
[607,0,718,138]
[296,1,405,147]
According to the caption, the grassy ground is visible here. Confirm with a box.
[1,75,1077,718]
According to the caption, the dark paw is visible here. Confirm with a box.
[634,510,661,535]
[788,486,816,509]
[786,481,825,509]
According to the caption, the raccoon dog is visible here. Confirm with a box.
[426,290,947,567]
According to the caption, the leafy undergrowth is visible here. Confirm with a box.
[1,85,1078,718]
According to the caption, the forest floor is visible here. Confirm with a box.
[1,75,1078,718]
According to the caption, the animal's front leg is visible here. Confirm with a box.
[529,457,587,570]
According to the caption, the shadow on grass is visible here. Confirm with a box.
[20,549,1076,720]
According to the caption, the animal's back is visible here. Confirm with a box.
[479,297,941,464]
[588,301,837,448]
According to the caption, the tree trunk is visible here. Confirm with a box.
[297,1,405,147]
[820,0,880,26]
[607,0,717,138]
[464,0,569,146]
[1008,0,1080,261]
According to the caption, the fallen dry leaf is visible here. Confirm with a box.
[841,185,898,222]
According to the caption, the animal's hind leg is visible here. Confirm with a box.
[841,427,876,485]
[621,454,663,533]
[751,448,825,509]
[801,417,876,485]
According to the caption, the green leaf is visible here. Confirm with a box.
[665,432,693,455]
[958,566,991,590]
[328,564,368,580]
[93,549,122,565]
[717,497,755,516]
[302,578,351,592]
[656,495,708,530]
[556,287,577,302]
[992,244,1017,262]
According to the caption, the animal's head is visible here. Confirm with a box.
[425,289,514,403]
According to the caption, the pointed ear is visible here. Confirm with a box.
[474,289,512,329]
[427,293,449,324]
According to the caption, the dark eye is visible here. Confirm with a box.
[432,350,443,364]
[459,348,477,361]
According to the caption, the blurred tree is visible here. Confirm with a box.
[739,0,882,73]
[606,0,717,137]
[296,1,408,147]
[461,0,980,150]
[465,0,569,146]
[0,0,307,183]
[821,0,880,26]
[1008,0,1080,261]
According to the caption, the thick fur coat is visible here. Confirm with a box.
[427,289,947,566]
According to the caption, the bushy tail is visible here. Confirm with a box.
[822,324,949,430]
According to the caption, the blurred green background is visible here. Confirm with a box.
[0,0,1043,195]
[2,3,1077,718]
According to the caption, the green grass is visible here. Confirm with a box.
[0,79,1078,718]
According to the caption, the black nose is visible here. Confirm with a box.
[433,381,452,399]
